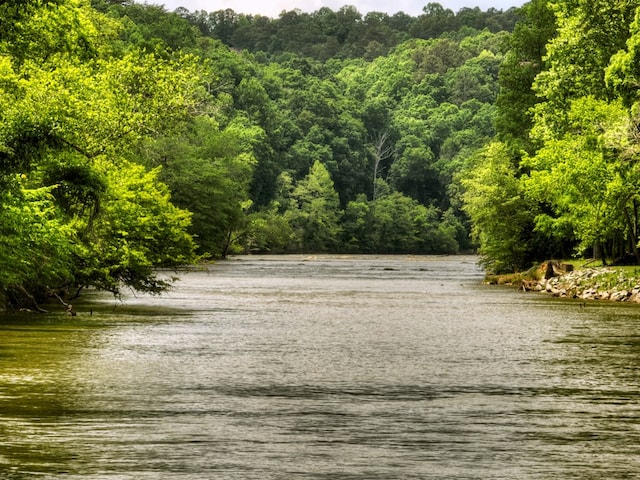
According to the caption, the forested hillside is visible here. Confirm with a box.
[5,0,639,309]
[86,0,515,259]
[0,0,517,309]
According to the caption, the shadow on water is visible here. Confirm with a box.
[0,315,91,475]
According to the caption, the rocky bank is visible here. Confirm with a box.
[490,261,640,304]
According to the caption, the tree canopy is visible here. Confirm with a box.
[15,0,636,308]
[463,0,640,272]
[0,0,200,309]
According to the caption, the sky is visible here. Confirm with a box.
[155,0,526,19]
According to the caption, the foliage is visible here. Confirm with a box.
[76,160,195,294]
[175,2,519,61]
[494,0,556,153]
[0,0,200,308]
[0,181,75,301]
[143,115,260,258]
[461,142,533,273]
[463,0,640,271]
[2,0,550,311]
[523,98,628,257]
[284,160,342,252]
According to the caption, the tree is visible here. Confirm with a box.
[494,0,556,152]
[523,98,633,263]
[341,194,375,252]
[75,160,195,294]
[531,0,636,139]
[387,135,442,206]
[146,115,260,258]
[462,142,533,273]
[0,0,202,307]
[368,192,457,253]
[286,160,342,252]
[0,181,75,309]
[519,1,640,265]
[372,130,394,200]
[606,6,640,107]
[243,203,294,253]
[410,3,456,39]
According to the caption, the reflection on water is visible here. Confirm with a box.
[2,255,640,479]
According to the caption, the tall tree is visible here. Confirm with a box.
[494,0,556,152]
[286,160,342,252]
[523,98,631,262]
[145,115,260,258]
[462,142,533,273]
[531,0,637,140]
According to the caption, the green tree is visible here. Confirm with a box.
[369,192,457,253]
[76,159,195,294]
[606,6,640,107]
[0,0,202,307]
[531,0,636,139]
[462,142,533,273]
[0,181,75,309]
[146,115,260,258]
[244,203,294,253]
[410,2,456,39]
[286,160,342,252]
[494,0,556,152]
[341,194,375,252]
[523,98,632,263]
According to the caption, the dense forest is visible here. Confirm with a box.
[3,0,640,310]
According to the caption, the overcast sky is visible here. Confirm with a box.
[155,0,525,18]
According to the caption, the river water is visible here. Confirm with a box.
[2,255,640,479]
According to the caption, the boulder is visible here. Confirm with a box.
[610,290,631,302]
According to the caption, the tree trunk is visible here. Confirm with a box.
[544,261,555,279]
[17,286,49,313]
[372,130,393,201]
[623,206,640,264]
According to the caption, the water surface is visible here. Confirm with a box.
[2,255,640,478]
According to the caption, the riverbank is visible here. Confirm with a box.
[485,261,640,303]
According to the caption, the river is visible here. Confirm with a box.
[1,255,640,479]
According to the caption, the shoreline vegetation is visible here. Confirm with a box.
[485,260,640,303]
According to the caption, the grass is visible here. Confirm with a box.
[581,268,640,292]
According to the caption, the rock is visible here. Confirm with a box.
[610,290,631,302]
[541,260,575,278]
[514,263,640,305]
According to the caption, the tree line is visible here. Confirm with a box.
[91,0,513,258]
[177,3,518,61]
[9,0,639,309]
